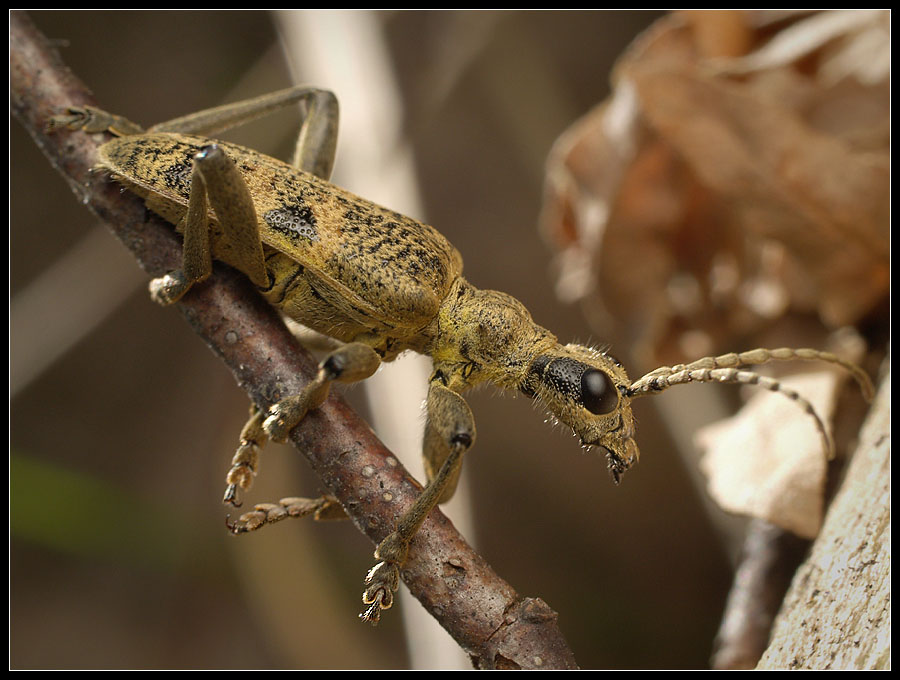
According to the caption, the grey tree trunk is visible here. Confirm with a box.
[757,362,890,670]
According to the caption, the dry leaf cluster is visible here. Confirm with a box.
[541,10,889,368]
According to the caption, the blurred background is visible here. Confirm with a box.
[12,10,886,670]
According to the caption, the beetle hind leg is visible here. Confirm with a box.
[48,105,144,136]
[149,143,268,306]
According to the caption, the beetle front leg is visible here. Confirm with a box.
[361,381,476,625]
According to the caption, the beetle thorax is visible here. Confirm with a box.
[426,278,557,390]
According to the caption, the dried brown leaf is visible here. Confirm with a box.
[696,371,831,539]
[540,11,889,367]
[694,330,867,536]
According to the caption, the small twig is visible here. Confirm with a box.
[710,519,810,669]
[10,11,578,669]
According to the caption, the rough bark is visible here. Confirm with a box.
[757,361,890,670]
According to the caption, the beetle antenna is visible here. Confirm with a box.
[625,348,873,461]
[627,364,835,459]
[631,348,873,401]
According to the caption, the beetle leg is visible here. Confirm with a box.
[284,322,346,353]
[47,105,144,136]
[289,89,338,180]
[149,144,268,304]
[148,156,213,304]
[226,494,348,534]
[223,406,268,507]
[360,381,476,625]
[421,379,473,506]
[148,86,339,181]
[223,342,378,510]
[262,342,381,443]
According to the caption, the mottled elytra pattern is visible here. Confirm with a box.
[99,133,463,327]
[264,204,318,242]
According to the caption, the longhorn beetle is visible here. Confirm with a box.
[51,86,874,624]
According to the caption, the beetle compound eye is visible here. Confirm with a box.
[539,357,619,414]
[581,369,618,415]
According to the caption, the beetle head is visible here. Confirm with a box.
[521,343,639,483]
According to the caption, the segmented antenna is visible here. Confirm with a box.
[626,347,874,460]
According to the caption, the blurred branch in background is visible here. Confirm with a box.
[274,11,475,669]
[539,10,889,669]
[10,11,578,670]
[10,224,147,398]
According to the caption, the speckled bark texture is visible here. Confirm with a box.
[757,362,890,670]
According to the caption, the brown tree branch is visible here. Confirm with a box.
[10,11,578,670]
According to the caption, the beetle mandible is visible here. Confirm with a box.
[51,86,873,625]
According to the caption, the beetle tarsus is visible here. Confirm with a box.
[223,483,242,507]
[148,271,190,306]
